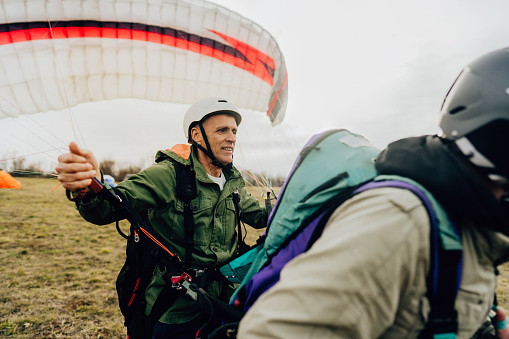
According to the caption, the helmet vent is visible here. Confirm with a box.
[218,100,227,103]
[449,106,466,114]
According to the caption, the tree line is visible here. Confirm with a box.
[4,156,286,187]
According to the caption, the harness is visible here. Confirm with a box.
[169,159,247,268]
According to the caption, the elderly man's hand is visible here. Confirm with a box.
[56,142,100,192]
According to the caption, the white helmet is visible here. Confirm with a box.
[183,97,242,139]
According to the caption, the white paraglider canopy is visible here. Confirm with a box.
[0,0,288,125]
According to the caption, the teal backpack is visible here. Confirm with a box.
[217,129,463,339]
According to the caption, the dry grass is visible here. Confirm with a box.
[0,178,126,338]
[0,178,273,338]
[1,178,508,338]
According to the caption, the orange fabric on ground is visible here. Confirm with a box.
[0,170,21,189]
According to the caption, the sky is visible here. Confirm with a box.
[2,0,509,180]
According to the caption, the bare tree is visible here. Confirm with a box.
[116,165,142,181]
[100,159,116,176]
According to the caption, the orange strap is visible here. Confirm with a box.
[139,227,179,260]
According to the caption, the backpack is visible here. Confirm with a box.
[67,174,186,339]
[114,191,182,339]
[209,129,463,339]
[68,152,256,339]
[112,157,247,338]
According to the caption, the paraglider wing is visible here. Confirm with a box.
[0,0,287,125]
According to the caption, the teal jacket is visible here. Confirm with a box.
[77,144,267,323]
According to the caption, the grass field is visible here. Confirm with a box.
[1,177,509,338]
[0,177,269,338]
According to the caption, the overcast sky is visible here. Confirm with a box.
[2,0,509,179]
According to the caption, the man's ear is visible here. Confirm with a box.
[190,126,202,144]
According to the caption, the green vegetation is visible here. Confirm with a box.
[0,178,508,338]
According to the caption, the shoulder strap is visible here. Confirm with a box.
[355,178,462,339]
[170,159,197,268]
[232,190,248,254]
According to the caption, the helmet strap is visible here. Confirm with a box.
[190,122,225,169]
[455,137,496,169]
[446,137,509,191]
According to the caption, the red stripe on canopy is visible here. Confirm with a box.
[0,25,275,85]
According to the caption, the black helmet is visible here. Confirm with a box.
[439,47,509,185]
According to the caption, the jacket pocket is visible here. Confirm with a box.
[455,288,491,334]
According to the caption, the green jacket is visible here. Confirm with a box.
[77,145,267,324]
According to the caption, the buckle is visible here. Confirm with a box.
[429,310,458,337]
[170,272,193,286]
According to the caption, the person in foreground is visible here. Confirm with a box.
[237,48,509,338]
[56,97,267,339]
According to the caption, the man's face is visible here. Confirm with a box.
[197,114,238,165]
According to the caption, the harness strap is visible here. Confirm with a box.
[147,276,184,324]
[232,190,248,254]
[195,122,225,169]
[354,180,462,339]
[170,273,245,339]
[74,177,180,260]
[171,160,198,268]
[184,199,195,267]
[426,222,462,339]
[190,268,225,289]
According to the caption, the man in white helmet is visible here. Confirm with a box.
[56,97,268,339]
